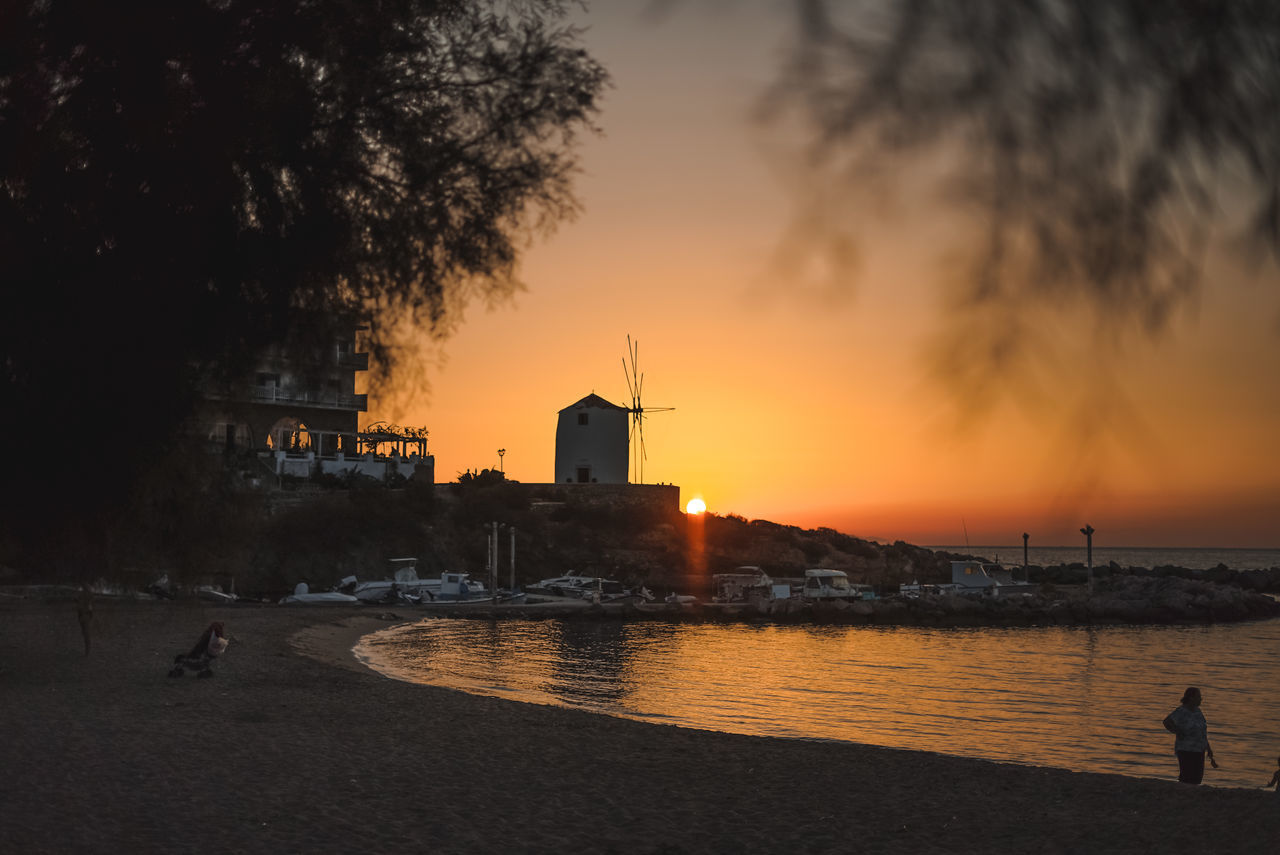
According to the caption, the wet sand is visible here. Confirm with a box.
[1,598,1275,854]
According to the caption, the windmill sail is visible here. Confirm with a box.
[622,335,673,484]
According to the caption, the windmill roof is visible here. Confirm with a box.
[560,393,627,413]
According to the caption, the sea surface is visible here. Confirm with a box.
[356,616,1280,790]
[929,545,1280,571]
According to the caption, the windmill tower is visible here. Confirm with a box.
[622,336,674,484]
[554,393,629,484]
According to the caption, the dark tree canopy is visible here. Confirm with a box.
[0,0,604,566]
[769,0,1280,397]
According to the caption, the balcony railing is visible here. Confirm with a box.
[337,351,369,370]
[248,385,367,411]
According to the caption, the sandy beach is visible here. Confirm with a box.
[2,599,1276,854]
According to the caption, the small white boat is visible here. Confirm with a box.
[949,561,1038,596]
[800,568,862,602]
[344,559,490,603]
[525,573,646,603]
[432,571,497,602]
[279,582,360,605]
[196,585,238,604]
[712,567,776,603]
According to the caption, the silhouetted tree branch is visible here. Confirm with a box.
[766,0,1279,391]
[0,0,605,568]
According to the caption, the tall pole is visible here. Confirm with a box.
[1022,532,1029,580]
[509,526,516,594]
[485,524,492,599]
[491,521,499,604]
[1080,524,1095,594]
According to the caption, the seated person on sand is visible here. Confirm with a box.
[1266,756,1280,792]
[168,621,229,678]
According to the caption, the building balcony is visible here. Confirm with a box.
[248,385,368,412]
[337,351,369,371]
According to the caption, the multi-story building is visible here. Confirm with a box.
[199,323,368,457]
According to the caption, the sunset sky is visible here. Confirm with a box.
[371,2,1280,549]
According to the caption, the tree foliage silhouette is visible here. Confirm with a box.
[768,0,1280,398]
[0,0,605,569]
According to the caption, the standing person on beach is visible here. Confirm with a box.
[1163,687,1218,785]
[1265,756,1280,793]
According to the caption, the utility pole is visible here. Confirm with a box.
[484,523,493,601]
[1022,532,1030,581]
[1080,524,1095,594]
[491,521,499,604]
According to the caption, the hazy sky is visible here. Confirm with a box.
[372,1,1280,548]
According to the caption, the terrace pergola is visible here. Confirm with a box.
[271,421,428,459]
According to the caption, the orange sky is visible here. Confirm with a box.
[369,2,1280,549]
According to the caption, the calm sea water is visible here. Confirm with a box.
[356,616,1280,790]
[930,546,1280,571]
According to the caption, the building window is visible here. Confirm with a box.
[576,467,590,483]
[578,413,589,426]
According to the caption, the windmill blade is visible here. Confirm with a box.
[622,356,634,401]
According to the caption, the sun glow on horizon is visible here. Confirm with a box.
[370,4,1280,550]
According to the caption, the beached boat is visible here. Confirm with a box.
[432,571,500,602]
[800,568,862,602]
[196,585,239,604]
[525,572,648,603]
[279,582,361,605]
[898,562,1038,598]
[712,567,780,603]
[948,561,1038,596]
[340,558,492,604]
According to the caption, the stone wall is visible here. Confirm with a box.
[433,482,680,516]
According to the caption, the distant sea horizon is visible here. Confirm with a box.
[926,545,1280,571]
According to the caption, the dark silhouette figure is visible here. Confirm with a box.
[1163,686,1218,784]
[168,622,228,679]
[1265,756,1280,792]
[75,587,93,656]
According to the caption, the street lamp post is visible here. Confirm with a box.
[497,448,505,473]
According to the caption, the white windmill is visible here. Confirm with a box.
[622,335,674,484]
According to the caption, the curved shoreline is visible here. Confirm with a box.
[2,599,1277,854]
[332,611,1280,792]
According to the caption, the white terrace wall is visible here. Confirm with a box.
[269,451,435,483]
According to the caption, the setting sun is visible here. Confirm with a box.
[685,497,706,515]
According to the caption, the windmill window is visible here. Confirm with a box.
[576,467,590,483]
[578,413,589,425]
